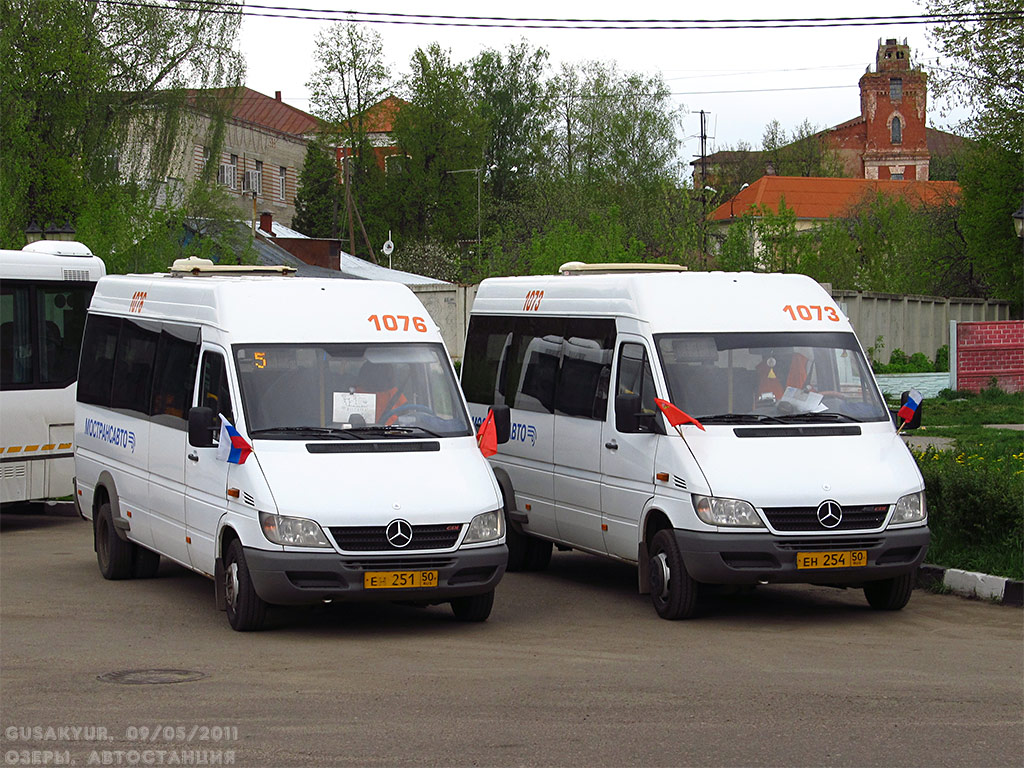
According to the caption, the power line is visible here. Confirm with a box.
[672,84,859,96]
[84,0,1024,30]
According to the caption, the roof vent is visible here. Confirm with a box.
[22,240,94,258]
[558,261,688,275]
[168,257,296,277]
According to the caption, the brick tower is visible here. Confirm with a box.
[859,38,930,180]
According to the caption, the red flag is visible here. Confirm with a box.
[476,410,498,457]
[654,398,705,431]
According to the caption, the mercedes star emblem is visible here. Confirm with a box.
[816,501,843,529]
[385,519,413,548]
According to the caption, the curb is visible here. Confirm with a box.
[917,564,1023,606]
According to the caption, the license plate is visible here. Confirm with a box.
[796,550,868,569]
[363,570,439,589]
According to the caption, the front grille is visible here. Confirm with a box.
[330,524,462,552]
[342,557,457,571]
[762,505,888,532]
[774,538,883,551]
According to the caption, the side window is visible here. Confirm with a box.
[151,325,200,425]
[555,318,615,419]
[37,283,93,386]
[76,315,121,406]
[1,283,32,387]
[110,319,158,413]
[507,317,563,414]
[616,343,657,416]
[197,351,234,432]
[461,315,513,407]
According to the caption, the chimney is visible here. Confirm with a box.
[259,211,273,235]
[275,91,282,101]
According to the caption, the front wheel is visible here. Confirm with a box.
[450,589,494,622]
[132,547,161,578]
[224,539,268,631]
[648,529,699,620]
[95,502,134,580]
[864,573,915,611]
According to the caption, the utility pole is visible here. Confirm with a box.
[345,158,355,259]
[699,110,708,269]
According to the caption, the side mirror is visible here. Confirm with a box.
[898,390,923,430]
[188,406,216,447]
[616,393,641,432]
[615,394,665,434]
[490,404,511,445]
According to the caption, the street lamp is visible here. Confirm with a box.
[445,164,516,274]
[1013,205,1023,238]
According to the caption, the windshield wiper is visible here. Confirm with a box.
[249,426,361,439]
[697,413,786,424]
[342,425,447,438]
[773,412,864,423]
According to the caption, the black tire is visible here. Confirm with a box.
[224,539,268,631]
[648,529,699,620]
[524,537,552,571]
[95,502,134,580]
[132,547,161,579]
[864,573,915,611]
[450,589,494,622]
[505,517,530,572]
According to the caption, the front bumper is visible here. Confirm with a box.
[243,544,508,605]
[676,526,930,585]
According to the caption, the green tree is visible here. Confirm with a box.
[762,119,845,177]
[926,0,1024,152]
[0,0,244,255]
[957,139,1023,307]
[293,138,343,238]
[389,44,487,264]
[471,41,550,202]
[926,1,1022,309]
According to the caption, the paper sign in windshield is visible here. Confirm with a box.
[333,392,376,424]
[780,387,826,413]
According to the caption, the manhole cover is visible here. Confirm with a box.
[98,669,208,685]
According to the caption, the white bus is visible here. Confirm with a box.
[1,241,106,505]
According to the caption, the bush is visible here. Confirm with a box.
[914,445,1024,579]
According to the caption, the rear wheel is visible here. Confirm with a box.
[864,573,915,611]
[224,539,268,631]
[95,502,133,580]
[450,589,494,622]
[648,529,699,620]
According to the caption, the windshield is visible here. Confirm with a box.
[234,343,472,438]
[654,331,889,423]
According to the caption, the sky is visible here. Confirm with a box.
[239,1,966,163]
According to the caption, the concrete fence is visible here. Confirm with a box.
[413,282,1014,366]
[833,290,1010,362]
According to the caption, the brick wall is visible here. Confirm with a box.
[955,321,1024,393]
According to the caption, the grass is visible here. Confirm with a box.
[897,388,1024,581]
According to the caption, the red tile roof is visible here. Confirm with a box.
[709,176,961,221]
[189,87,320,136]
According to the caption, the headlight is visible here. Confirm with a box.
[691,494,765,527]
[463,509,504,544]
[259,511,332,547]
[889,491,927,525]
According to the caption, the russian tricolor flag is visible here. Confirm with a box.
[217,416,253,465]
[897,389,922,424]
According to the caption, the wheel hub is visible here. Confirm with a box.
[650,551,670,600]
[225,562,239,610]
